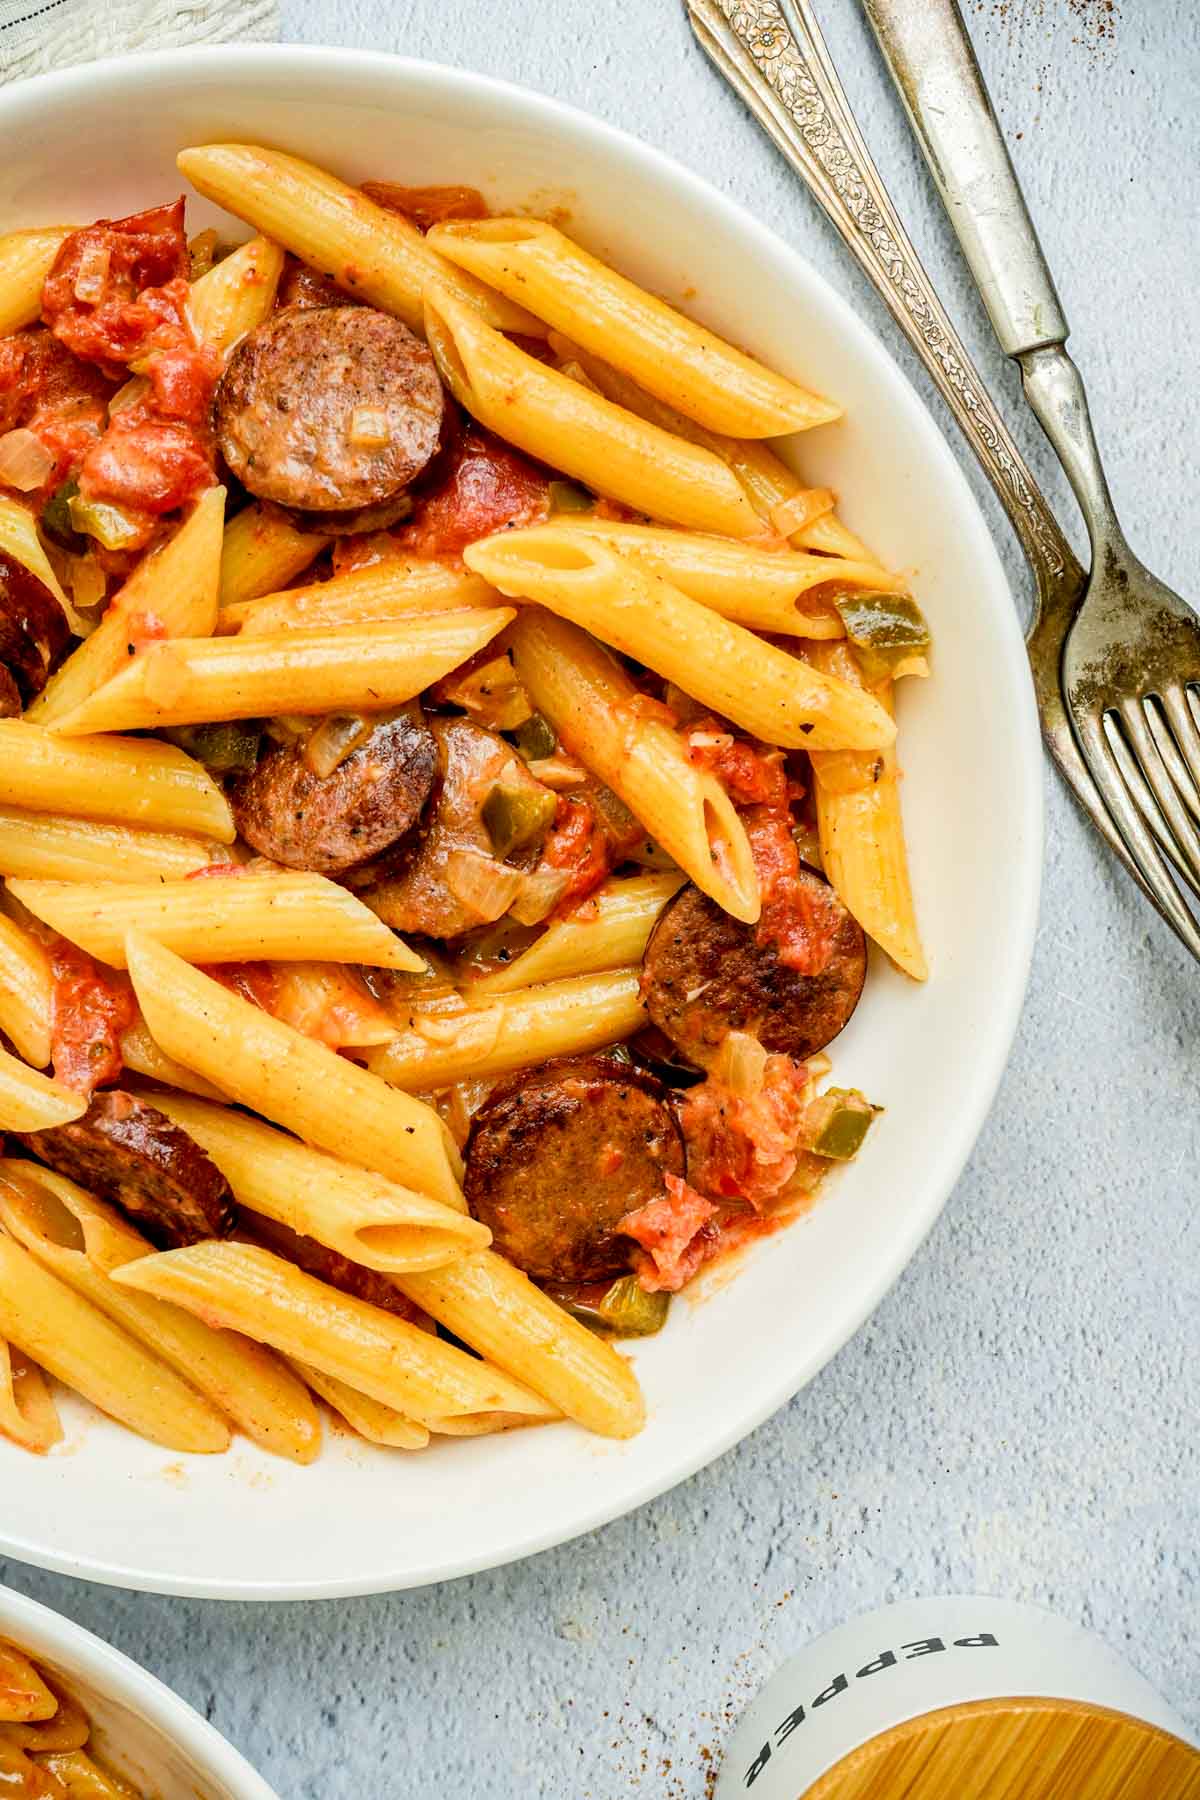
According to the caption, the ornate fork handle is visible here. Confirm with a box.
[689,0,1079,613]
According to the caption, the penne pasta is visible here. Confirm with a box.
[177,144,541,336]
[33,1749,140,1797]
[29,486,225,725]
[0,912,53,1067]
[287,1358,430,1450]
[430,217,840,437]
[0,1338,62,1456]
[0,809,227,883]
[10,871,423,973]
[124,931,466,1212]
[0,227,72,335]
[546,517,897,635]
[0,1641,59,1721]
[218,501,329,609]
[396,1250,645,1439]
[0,723,235,841]
[551,336,884,564]
[469,527,896,751]
[0,1162,322,1464]
[367,969,647,1091]
[0,1048,85,1132]
[118,1017,228,1101]
[466,871,683,995]
[0,495,70,615]
[0,1229,230,1453]
[807,645,927,980]
[51,610,515,735]
[424,284,761,538]
[147,1094,490,1273]
[111,1241,560,1430]
[511,607,759,921]
[188,234,284,354]
[220,557,498,636]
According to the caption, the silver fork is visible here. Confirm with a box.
[686,0,1200,961]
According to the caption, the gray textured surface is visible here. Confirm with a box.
[4,2,1199,1793]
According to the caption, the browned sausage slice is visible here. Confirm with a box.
[229,711,437,876]
[640,877,866,1068]
[464,1055,685,1283]
[17,1090,236,1249]
[214,306,448,514]
[0,553,70,709]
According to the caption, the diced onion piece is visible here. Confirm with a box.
[108,374,151,418]
[437,652,533,731]
[711,1029,769,1100]
[348,406,391,449]
[508,866,569,926]
[443,848,523,923]
[73,241,110,305]
[769,485,835,537]
[526,754,587,791]
[0,429,55,493]
[302,712,378,779]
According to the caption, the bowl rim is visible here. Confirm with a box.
[0,42,1043,1600]
[0,1582,280,1794]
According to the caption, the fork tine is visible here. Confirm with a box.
[1102,713,1194,883]
[1160,685,1200,810]
[1115,700,1200,892]
[1078,713,1200,962]
[1143,696,1200,827]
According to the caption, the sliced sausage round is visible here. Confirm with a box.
[0,553,70,709]
[641,876,867,1069]
[214,305,448,514]
[464,1055,685,1283]
[17,1090,236,1249]
[229,710,437,876]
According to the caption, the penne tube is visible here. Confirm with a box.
[118,1017,228,1101]
[547,518,897,635]
[367,969,646,1091]
[29,486,225,725]
[430,217,840,437]
[396,1251,645,1440]
[0,1641,59,1721]
[219,501,329,609]
[147,1094,490,1273]
[467,871,683,995]
[125,932,465,1212]
[288,1358,429,1450]
[0,1338,62,1455]
[220,557,498,636]
[51,610,515,735]
[0,495,70,615]
[188,234,285,354]
[0,227,72,334]
[552,337,884,565]
[0,1048,85,1132]
[33,1749,139,1797]
[10,872,423,973]
[0,1229,230,1453]
[0,723,235,841]
[0,1162,322,1464]
[177,144,541,336]
[511,607,759,921]
[424,284,761,538]
[112,1241,559,1429]
[808,646,927,980]
[0,912,53,1066]
[469,528,895,751]
[0,809,227,883]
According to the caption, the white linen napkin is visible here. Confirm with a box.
[0,0,278,85]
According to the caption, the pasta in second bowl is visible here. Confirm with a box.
[0,47,1041,1597]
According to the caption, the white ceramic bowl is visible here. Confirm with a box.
[0,46,1042,1598]
[0,1583,278,1795]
